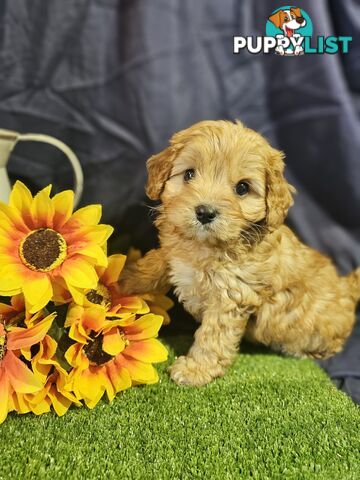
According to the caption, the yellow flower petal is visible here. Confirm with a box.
[77,368,104,402]
[69,205,102,227]
[23,275,53,313]
[149,306,171,325]
[77,245,108,267]
[64,344,87,368]
[101,254,127,285]
[9,181,33,226]
[106,360,131,393]
[61,257,98,289]
[0,264,24,295]
[48,385,73,417]
[117,354,159,384]
[13,391,32,414]
[31,185,54,228]
[0,201,30,233]
[52,190,74,229]
[82,225,114,245]
[65,282,85,305]
[103,373,116,403]
[0,371,11,424]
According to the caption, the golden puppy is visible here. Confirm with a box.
[119,120,360,386]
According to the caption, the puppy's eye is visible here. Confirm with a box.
[284,16,289,21]
[184,169,195,182]
[236,181,249,196]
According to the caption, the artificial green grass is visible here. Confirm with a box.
[1,336,359,479]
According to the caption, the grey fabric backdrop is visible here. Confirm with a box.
[0,0,359,402]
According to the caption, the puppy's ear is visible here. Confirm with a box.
[290,7,302,18]
[146,147,177,201]
[265,148,295,231]
[268,11,284,29]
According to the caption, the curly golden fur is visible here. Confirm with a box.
[120,120,360,386]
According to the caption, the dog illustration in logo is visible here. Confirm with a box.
[269,7,307,55]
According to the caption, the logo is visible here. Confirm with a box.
[233,6,352,56]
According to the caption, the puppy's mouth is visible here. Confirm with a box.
[285,26,294,37]
[195,220,216,234]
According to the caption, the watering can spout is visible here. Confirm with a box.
[0,129,20,202]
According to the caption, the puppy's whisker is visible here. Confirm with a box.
[241,219,267,247]
[142,202,162,219]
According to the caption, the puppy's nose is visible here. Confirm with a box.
[195,204,218,224]
[296,16,304,23]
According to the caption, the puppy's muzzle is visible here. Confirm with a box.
[195,204,218,225]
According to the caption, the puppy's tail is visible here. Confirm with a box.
[347,267,360,302]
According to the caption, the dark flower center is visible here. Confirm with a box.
[19,228,67,272]
[0,334,7,361]
[84,333,113,365]
[86,284,111,309]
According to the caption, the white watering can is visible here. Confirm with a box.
[0,129,84,206]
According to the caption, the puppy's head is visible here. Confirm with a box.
[269,8,306,32]
[147,120,294,247]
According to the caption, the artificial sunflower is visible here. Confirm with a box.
[68,253,149,314]
[0,181,113,313]
[64,307,168,408]
[0,312,55,423]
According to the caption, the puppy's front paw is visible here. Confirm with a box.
[168,356,219,386]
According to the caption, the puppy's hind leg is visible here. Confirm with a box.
[169,306,249,386]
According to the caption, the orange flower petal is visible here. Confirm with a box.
[11,294,25,313]
[2,350,44,393]
[111,295,148,313]
[101,254,126,286]
[7,313,56,350]
[0,303,16,316]
[122,338,168,363]
[102,327,126,356]
[82,307,106,332]
[123,314,164,341]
